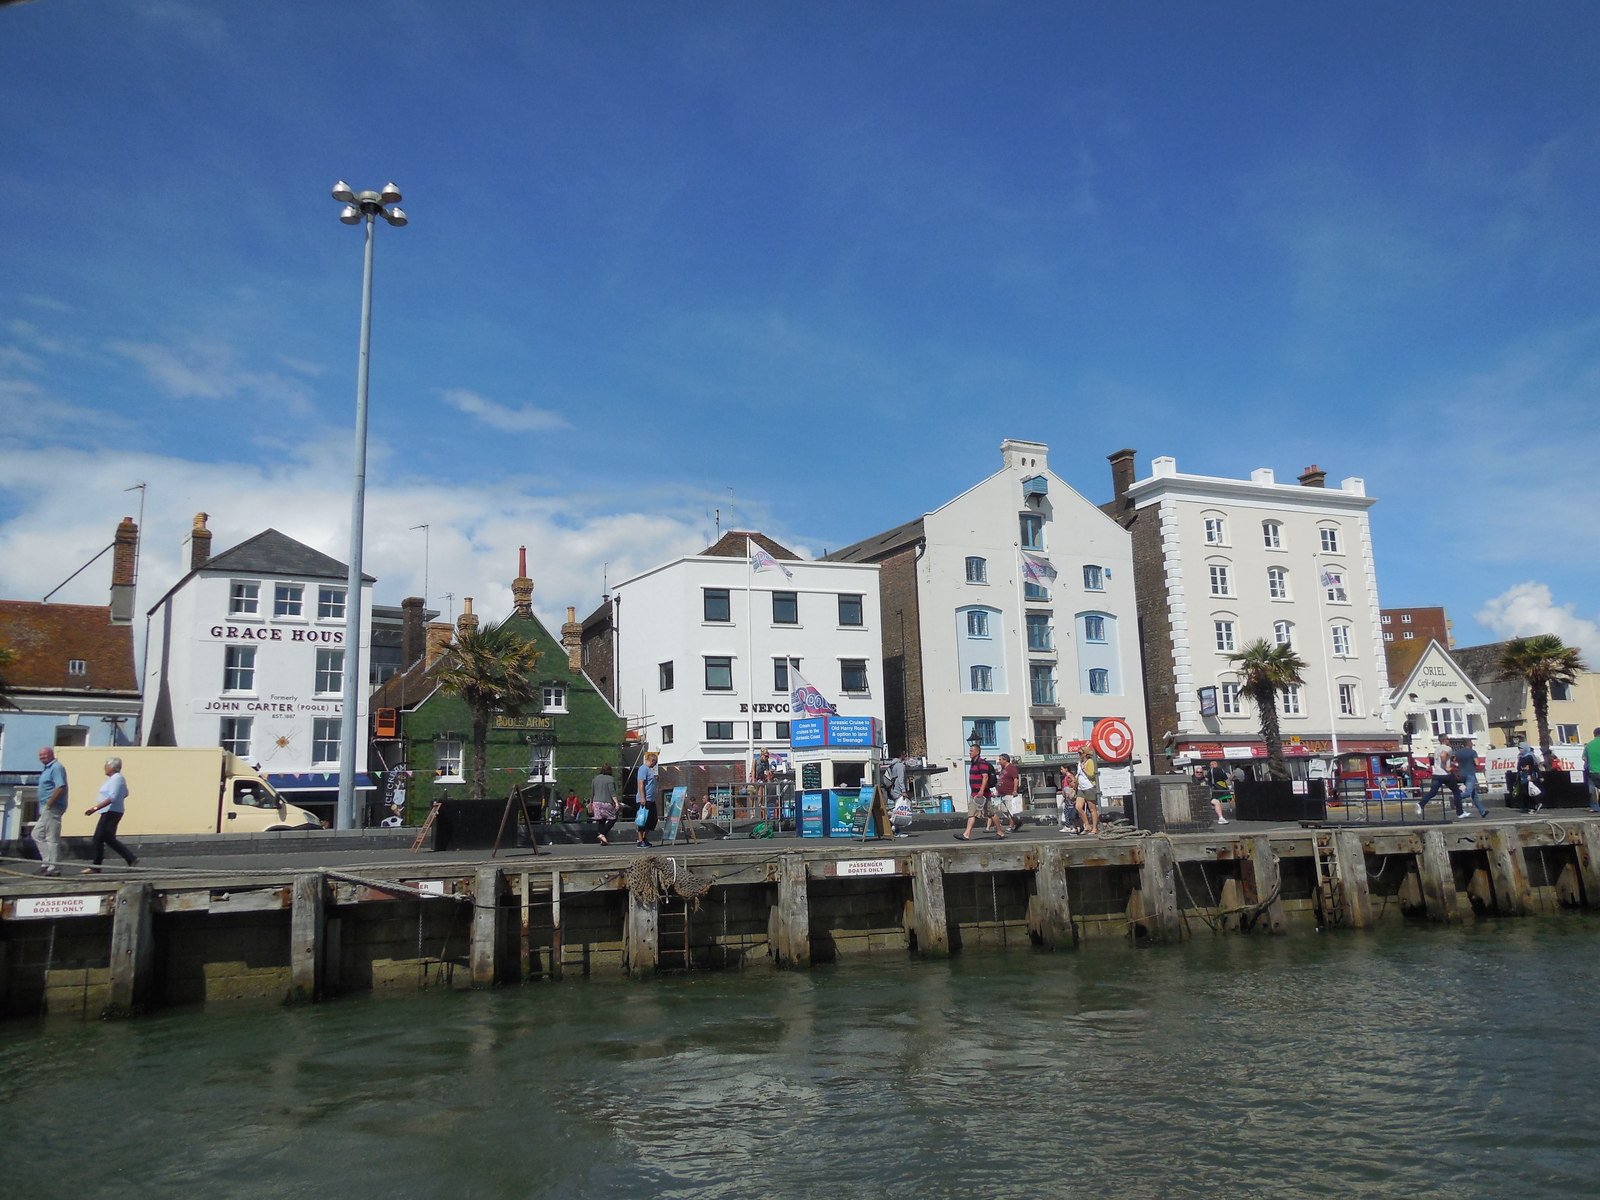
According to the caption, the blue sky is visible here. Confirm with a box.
[3,1,1598,658]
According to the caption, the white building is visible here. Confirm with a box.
[604,532,883,780]
[826,439,1149,784]
[1386,637,1491,762]
[1105,453,1398,769]
[142,514,374,810]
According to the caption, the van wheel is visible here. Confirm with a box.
[265,824,292,831]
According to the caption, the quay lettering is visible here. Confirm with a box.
[739,703,791,714]
[208,625,343,643]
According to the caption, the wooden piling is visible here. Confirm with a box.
[625,890,659,977]
[1137,838,1182,942]
[768,854,810,967]
[909,851,950,957]
[1484,828,1534,917]
[1027,844,1075,949]
[1416,830,1460,922]
[470,866,502,987]
[1331,830,1373,928]
[1239,835,1287,935]
[104,882,154,1019]
[548,869,565,980]
[1572,825,1600,909]
[288,872,326,1003]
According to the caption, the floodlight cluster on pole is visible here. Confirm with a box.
[330,180,407,831]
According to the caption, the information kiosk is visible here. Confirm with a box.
[790,716,883,837]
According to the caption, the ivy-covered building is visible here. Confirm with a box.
[369,552,628,823]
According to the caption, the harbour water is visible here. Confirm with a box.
[5,919,1597,1199]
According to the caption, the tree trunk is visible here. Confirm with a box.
[471,711,489,801]
[1533,682,1553,769]
[1255,685,1290,780]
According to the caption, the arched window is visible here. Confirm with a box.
[1267,567,1289,600]
[1262,520,1283,550]
[1274,620,1293,647]
[1330,623,1352,657]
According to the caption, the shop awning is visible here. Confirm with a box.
[265,772,376,792]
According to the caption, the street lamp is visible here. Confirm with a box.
[331,180,407,831]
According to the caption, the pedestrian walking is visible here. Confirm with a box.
[996,753,1024,832]
[635,750,660,848]
[1416,742,1466,818]
[83,756,138,873]
[1516,742,1544,813]
[1075,754,1101,836]
[31,747,68,876]
[1585,727,1600,814]
[956,742,1004,840]
[590,764,618,845]
[1454,740,1488,818]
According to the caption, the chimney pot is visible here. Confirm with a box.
[189,512,213,570]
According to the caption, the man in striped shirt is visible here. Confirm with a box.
[956,743,1004,840]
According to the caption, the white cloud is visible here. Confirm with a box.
[440,388,569,433]
[109,337,316,415]
[0,442,725,649]
[1477,581,1600,663]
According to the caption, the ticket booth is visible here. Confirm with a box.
[790,716,883,838]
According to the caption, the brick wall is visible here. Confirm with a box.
[875,544,926,756]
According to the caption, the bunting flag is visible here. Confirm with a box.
[1020,552,1058,583]
[749,537,794,579]
[790,667,838,716]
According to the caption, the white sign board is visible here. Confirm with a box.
[1097,766,1133,799]
[13,895,105,920]
[410,880,448,895]
[835,859,897,877]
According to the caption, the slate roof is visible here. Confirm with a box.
[700,530,803,561]
[1452,641,1527,726]
[823,515,926,564]
[0,601,138,695]
[203,529,374,583]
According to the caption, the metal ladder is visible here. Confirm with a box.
[656,895,692,971]
[1313,832,1342,926]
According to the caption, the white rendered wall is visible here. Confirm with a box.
[612,554,883,767]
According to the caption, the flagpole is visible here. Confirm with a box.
[1315,560,1341,758]
[1014,545,1029,745]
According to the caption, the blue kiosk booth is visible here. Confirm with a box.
[790,716,883,838]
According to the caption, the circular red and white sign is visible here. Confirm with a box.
[1089,717,1134,762]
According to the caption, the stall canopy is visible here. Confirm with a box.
[265,772,376,792]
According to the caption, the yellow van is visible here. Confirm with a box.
[56,747,323,836]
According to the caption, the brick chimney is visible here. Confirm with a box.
[110,516,138,625]
[424,622,454,666]
[188,512,213,569]
[1298,464,1327,488]
[457,596,479,637]
[512,546,533,616]
[1108,448,1137,504]
[400,596,426,668]
[561,605,582,672]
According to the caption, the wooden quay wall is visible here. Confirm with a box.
[4,819,1600,1021]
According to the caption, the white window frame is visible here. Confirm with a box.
[1330,624,1352,657]
[1281,684,1302,716]
[223,645,257,692]
[317,585,346,621]
[1267,567,1289,600]
[1338,683,1360,717]
[1262,521,1282,550]
[1208,564,1231,597]
[1320,526,1342,553]
[1203,516,1227,546]
[1429,707,1467,739]
[1214,620,1235,652]
[1274,620,1293,648]
[312,718,341,766]
[315,648,344,695]
[229,580,260,616]
[435,738,464,780]
[219,717,252,758]
[1220,683,1243,715]
[274,582,304,618]
[542,684,567,713]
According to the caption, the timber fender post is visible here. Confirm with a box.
[1332,830,1374,928]
[105,882,154,1019]
[1240,835,1287,935]
[288,872,327,1003]
[1484,828,1534,917]
[625,890,660,977]
[1572,825,1600,909]
[1137,838,1183,943]
[769,854,810,967]
[1416,830,1461,922]
[470,867,504,987]
[910,850,950,957]
[1027,845,1075,949]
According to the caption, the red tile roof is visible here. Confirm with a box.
[0,601,138,694]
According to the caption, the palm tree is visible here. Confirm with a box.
[1226,639,1308,781]
[1497,635,1586,768]
[433,618,543,800]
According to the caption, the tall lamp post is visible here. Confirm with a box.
[331,180,407,830]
